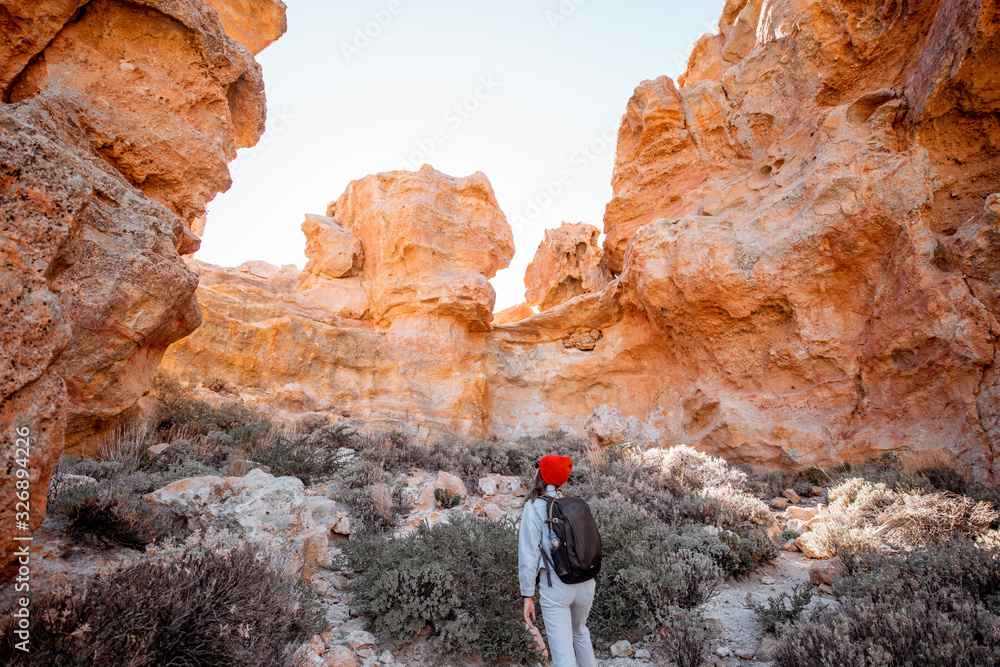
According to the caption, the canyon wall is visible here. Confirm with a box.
[164,0,999,482]
[0,0,285,566]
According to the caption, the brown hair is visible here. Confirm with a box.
[527,468,549,502]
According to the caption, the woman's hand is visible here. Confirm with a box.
[523,597,536,626]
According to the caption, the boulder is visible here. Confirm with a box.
[809,557,846,586]
[585,405,659,449]
[146,469,327,577]
[300,214,364,281]
[331,165,514,329]
[796,532,835,560]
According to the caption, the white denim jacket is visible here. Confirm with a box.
[518,484,560,597]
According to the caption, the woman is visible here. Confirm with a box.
[518,455,597,667]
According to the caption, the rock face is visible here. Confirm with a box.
[0,0,282,567]
[164,0,999,482]
[524,222,611,311]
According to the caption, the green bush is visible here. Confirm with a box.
[747,584,816,633]
[662,607,713,667]
[342,516,537,665]
[588,501,723,644]
[249,425,354,484]
[776,538,1000,666]
[719,528,779,578]
[773,588,1000,667]
[0,542,324,667]
[342,482,411,536]
[435,488,462,509]
[918,466,968,494]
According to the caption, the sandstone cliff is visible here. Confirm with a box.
[164,0,998,482]
[0,0,285,567]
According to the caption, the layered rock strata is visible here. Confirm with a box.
[0,0,284,567]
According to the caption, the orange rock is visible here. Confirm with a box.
[494,302,534,325]
[0,0,282,568]
[203,0,287,55]
[524,222,611,311]
[330,165,515,330]
[300,214,364,281]
[160,0,1000,484]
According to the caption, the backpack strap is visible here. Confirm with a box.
[538,496,557,587]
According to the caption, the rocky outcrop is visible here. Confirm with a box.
[146,469,328,578]
[524,222,611,311]
[203,0,287,55]
[162,167,514,437]
[330,165,515,330]
[163,0,999,482]
[0,0,282,567]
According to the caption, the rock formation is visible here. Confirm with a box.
[164,0,999,482]
[524,222,611,311]
[0,0,284,567]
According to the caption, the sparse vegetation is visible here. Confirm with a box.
[769,454,1000,667]
[0,541,324,667]
[748,584,817,633]
[343,516,538,666]
[435,487,462,509]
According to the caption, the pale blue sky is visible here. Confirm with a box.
[199,0,726,310]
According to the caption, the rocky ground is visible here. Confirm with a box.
[22,457,839,667]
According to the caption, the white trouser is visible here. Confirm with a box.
[538,571,597,667]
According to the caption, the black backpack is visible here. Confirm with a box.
[539,496,602,586]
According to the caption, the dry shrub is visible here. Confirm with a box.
[98,421,154,474]
[643,445,749,493]
[0,541,324,667]
[807,475,998,556]
[874,492,998,546]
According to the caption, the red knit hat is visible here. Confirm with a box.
[538,455,573,487]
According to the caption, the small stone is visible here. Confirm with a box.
[783,488,802,504]
[355,648,373,659]
[716,645,732,657]
[811,485,826,497]
[704,614,725,632]
[760,576,775,585]
[796,532,834,559]
[119,62,137,72]
[786,505,818,521]
[781,539,800,552]
[346,630,376,651]
[769,497,789,510]
[634,648,652,660]
[735,646,756,659]
[809,557,846,586]
[755,637,778,662]
[313,579,330,596]
[704,525,720,536]
[610,640,634,657]
[378,650,394,664]
[148,442,171,455]
[322,646,358,667]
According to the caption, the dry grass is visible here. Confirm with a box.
[97,421,153,474]
[371,483,395,522]
[806,476,998,556]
